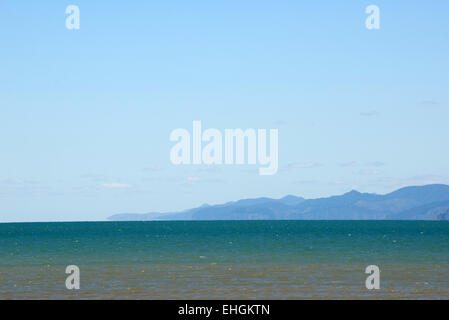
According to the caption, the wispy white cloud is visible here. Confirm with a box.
[273,120,287,126]
[330,180,347,185]
[365,161,386,167]
[142,165,163,172]
[378,174,449,186]
[359,169,382,175]
[285,162,323,169]
[360,111,380,117]
[338,161,359,167]
[338,161,386,167]
[1,178,24,185]
[81,173,111,182]
[292,180,318,185]
[195,166,222,174]
[409,174,449,184]
[102,183,132,188]
[1,178,40,185]
[420,100,439,106]
[181,176,223,184]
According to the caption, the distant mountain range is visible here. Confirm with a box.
[108,184,449,221]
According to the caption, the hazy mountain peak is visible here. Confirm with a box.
[108,184,449,221]
[346,190,362,195]
[279,195,305,206]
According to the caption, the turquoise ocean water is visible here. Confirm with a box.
[1,221,449,299]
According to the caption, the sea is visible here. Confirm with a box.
[0,221,448,299]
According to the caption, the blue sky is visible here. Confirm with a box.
[1,1,449,222]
